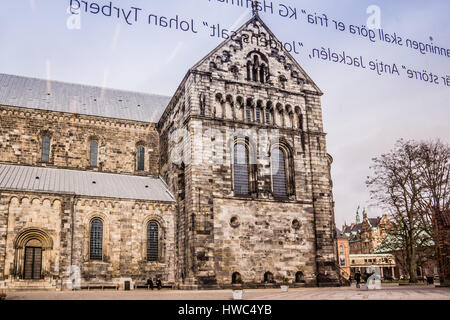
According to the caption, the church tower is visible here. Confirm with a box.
[158,6,340,288]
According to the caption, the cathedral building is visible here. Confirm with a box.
[0,11,340,290]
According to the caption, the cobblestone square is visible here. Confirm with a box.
[4,285,450,300]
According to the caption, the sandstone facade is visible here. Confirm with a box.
[0,13,341,290]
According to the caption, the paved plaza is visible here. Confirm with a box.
[3,284,450,300]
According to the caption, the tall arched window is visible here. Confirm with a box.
[41,136,50,163]
[234,143,249,196]
[89,219,103,261]
[247,52,269,83]
[298,114,304,130]
[255,107,261,123]
[90,140,98,167]
[147,221,159,262]
[271,148,288,198]
[137,145,145,171]
[199,94,206,116]
[265,107,271,124]
[246,102,252,122]
[259,64,266,83]
[252,55,259,81]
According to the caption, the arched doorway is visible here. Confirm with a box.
[23,239,43,280]
[13,228,53,280]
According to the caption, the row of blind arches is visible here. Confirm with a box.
[234,142,293,198]
[89,219,160,262]
[209,95,305,130]
[40,136,147,171]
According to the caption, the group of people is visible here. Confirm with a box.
[349,271,374,288]
[146,277,163,290]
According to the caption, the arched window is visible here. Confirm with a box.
[233,143,249,196]
[271,148,288,198]
[147,221,159,262]
[90,140,98,167]
[137,145,145,171]
[89,219,103,261]
[259,64,266,83]
[199,94,206,116]
[255,107,261,123]
[246,102,252,122]
[246,61,252,81]
[247,52,269,83]
[265,107,271,124]
[298,114,304,130]
[252,55,259,81]
[41,136,50,163]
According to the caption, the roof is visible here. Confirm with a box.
[0,164,175,202]
[336,228,347,239]
[0,73,171,122]
[344,223,362,234]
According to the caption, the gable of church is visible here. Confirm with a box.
[192,16,322,94]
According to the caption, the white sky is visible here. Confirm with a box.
[0,0,449,228]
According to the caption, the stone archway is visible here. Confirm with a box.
[13,228,53,280]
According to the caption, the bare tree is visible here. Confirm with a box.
[366,139,449,282]
[416,140,450,235]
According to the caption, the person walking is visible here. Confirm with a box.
[355,271,361,288]
[156,278,162,290]
[146,278,154,290]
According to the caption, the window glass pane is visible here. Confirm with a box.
[90,219,103,260]
[147,222,159,261]
[272,148,287,198]
[42,136,50,162]
[90,140,98,167]
[246,104,252,122]
[265,108,270,124]
[234,144,249,195]
[137,146,145,171]
[256,108,261,123]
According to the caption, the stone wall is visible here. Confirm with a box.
[0,105,159,176]
[213,198,317,285]
[0,192,177,288]
[158,16,339,287]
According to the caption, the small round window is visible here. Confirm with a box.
[292,219,301,230]
[230,216,240,228]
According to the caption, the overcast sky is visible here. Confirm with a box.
[1,0,449,228]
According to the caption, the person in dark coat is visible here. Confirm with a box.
[146,278,154,290]
[156,278,162,290]
[355,271,361,288]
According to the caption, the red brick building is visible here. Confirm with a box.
[433,209,450,286]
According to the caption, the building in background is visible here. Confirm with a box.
[433,209,450,286]
[343,209,391,255]
[349,254,396,279]
[336,229,350,279]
